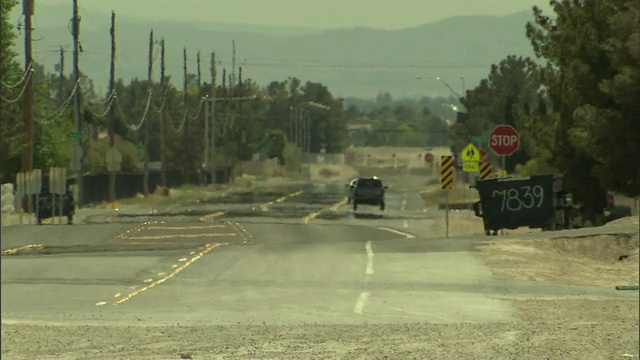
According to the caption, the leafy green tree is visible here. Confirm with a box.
[525,0,640,205]
[0,0,24,181]
[450,55,542,171]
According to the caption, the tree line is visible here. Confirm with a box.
[0,0,456,184]
[449,0,639,209]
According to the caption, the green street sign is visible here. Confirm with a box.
[471,136,487,144]
[66,132,83,139]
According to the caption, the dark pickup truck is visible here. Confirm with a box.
[350,177,387,211]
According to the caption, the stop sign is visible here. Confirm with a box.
[424,153,434,164]
[489,125,520,156]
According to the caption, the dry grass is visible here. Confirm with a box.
[478,232,640,287]
[309,164,358,182]
[420,185,480,207]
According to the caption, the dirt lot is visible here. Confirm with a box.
[477,228,639,287]
[309,163,359,182]
[2,311,638,360]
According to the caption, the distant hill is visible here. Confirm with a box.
[13,4,537,98]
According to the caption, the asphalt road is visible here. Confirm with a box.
[2,176,637,359]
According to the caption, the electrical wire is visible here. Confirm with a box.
[165,105,188,132]
[96,89,117,104]
[0,70,34,103]
[116,90,153,131]
[189,99,204,120]
[153,97,165,114]
[1,62,33,88]
[35,78,81,125]
[86,94,116,120]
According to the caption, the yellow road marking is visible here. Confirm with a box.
[143,279,153,283]
[302,212,321,224]
[95,301,107,306]
[171,264,178,268]
[114,293,122,298]
[178,257,188,262]
[259,201,274,211]
[113,243,228,305]
[1,244,44,255]
[301,198,347,224]
[144,225,227,230]
[126,233,236,240]
[157,272,166,276]
[199,211,227,222]
[329,197,348,212]
[260,190,304,211]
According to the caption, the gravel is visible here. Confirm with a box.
[2,309,638,360]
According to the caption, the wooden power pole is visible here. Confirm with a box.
[72,0,83,205]
[143,30,154,196]
[58,46,64,105]
[159,38,167,187]
[209,52,217,185]
[196,51,203,185]
[182,47,189,184]
[21,0,34,213]
[107,11,116,202]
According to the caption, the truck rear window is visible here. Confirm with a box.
[357,179,382,188]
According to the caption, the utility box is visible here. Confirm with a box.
[471,173,571,234]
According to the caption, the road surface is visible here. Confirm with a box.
[1,177,638,359]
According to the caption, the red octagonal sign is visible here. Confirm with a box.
[489,125,520,156]
[424,152,434,164]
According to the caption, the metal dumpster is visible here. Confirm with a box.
[471,174,571,235]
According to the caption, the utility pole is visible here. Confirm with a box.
[196,52,202,90]
[72,0,83,206]
[226,41,236,183]
[159,38,167,187]
[221,68,228,183]
[143,30,154,196]
[196,51,203,185]
[21,0,34,213]
[58,46,64,105]
[209,52,217,185]
[289,106,294,143]
[203,94,209,180]
[182,47,189,184]
[107,11,116,203]
[222,70,234,183]
[230,40,236,97]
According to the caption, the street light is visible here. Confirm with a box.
[435,76,463,99]
[416,76,468,114]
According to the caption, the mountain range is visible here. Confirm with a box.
[12,4,539,99]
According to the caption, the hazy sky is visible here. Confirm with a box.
[45,0,553,29]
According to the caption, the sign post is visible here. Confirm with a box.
[489,125,520,175]
[489,125,520,234]
[440,155,454,237]
[31,169,42,226]
[49,167,67,224]
[16,172,25,225]
[106,147,123,206]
